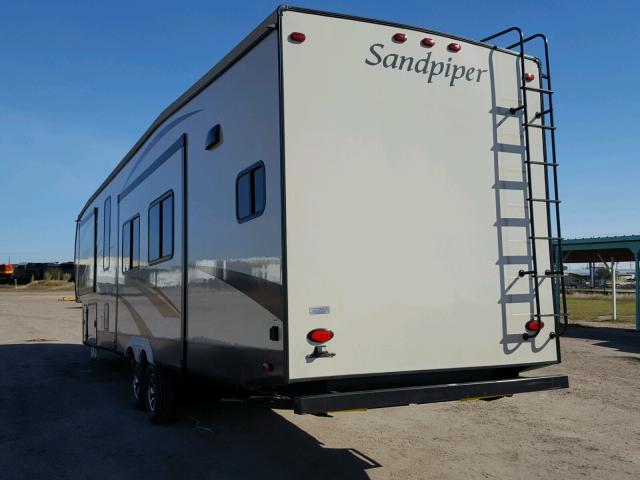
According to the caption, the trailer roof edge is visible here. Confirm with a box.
[77,8,281,220]
[78,5,535,220]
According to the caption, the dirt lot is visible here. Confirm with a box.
[1,291,639,479]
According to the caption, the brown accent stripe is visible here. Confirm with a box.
[119,296,153,337]
[130,278,180,318]
[196,265,284,320]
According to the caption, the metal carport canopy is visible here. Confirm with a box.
[557,235,640,331]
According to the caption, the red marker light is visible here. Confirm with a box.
[307,329,334,343]
[525,320,544,332]
[524,73,535,82]
[261,363,274,372]
[421,38,436,47]
[393,33,407,43]
[290,32,306,43]
[448,43,461,52]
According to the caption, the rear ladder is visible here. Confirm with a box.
[481,28,568,339]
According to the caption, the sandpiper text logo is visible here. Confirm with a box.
[364,43,488,86]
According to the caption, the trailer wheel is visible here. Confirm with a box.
[144,364,177,424]
[131,361,147,411]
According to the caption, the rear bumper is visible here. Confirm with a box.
[293,374,568,415]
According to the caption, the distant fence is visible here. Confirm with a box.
[568,288,635,297]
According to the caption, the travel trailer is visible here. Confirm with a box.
[75,6,569,424]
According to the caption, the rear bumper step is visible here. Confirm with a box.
[293,374,568,415]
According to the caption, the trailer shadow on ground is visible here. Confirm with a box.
[0,343,379,480]
[564,324,640,356]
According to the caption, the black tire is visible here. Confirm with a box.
[131,361,147,411]
[145,364,177,424]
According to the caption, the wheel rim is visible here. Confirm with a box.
[132,368,142,399]
[147,372,158,412]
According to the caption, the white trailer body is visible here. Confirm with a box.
[75,7,567,417]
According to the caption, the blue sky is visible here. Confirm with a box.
[1,0,638,263]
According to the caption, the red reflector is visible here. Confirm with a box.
[393,33,407,43]
[525,320,545,332]
[448,43,461,52]
[421,37,436,47]
[290,32,306,43]
[261,362,273,372]
[524,73,535,82]
[307,329,334,343]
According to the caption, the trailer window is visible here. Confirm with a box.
[103,197,111,270]
[132,217,140,269]
[122,215,140,273]
[236,162,265,223]
[148,191,174,264]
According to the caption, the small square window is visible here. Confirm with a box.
[237,173,251,220]
[236,162,266,223]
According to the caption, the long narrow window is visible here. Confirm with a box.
[103,197,111,270]
[148,191,174,264]
[236,162,266,223]
[121,215,140,273]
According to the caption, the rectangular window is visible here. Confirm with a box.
[161,195,173,258]
[103,197,111,270]
[103,303,109,330]
[149,203,160,261]
[121,215,140,273]
[132,216,140,270]
[236,162,266,223]
[122,221,130,273]
[148,191,174,264]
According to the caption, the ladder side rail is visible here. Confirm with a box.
[517,36,545,340]
[523,33,569,337]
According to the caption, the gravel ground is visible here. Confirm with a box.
[1,290,639,479]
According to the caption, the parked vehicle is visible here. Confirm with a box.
[0,264,15,283]
[75,6,568,424]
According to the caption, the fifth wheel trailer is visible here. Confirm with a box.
[75,6,569,423]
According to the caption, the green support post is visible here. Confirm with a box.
[553,244,561,317]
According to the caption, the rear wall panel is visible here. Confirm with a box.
[281,11,556,380]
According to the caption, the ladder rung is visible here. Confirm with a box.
[527,198,561,203]
[510,105,525,114]
[517,270,563,279]
[525,161,559,166]
[541,74,549,80]
[530,236,562,240]
[522,86,554,94]
[518,270,535,277]
[535,109,552,118]
[524,123,556,130]
[544,270,564,276]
